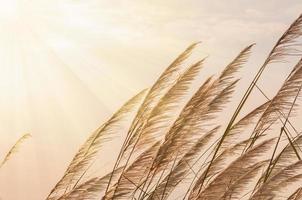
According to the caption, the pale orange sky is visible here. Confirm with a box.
[0,1,301,199]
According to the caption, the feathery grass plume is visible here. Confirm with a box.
[147,126,219,200]
[156,76,213,152]
[266,14,302,64]
[183,103,270,198]
[188,138,258,199]
[135,58,205,149]
[109,58,204,198]
[199,13,302,194]
[199,101,271,184]
[218,100,271,153]
[255,84,300,135]
[105,142,161,200]
[218,44,255,84]
[288,188,302,200]
[248,58,302,149]
[135,76,214,198]
[0,133,31,169]
[267,133,302,181]
[154,44,253,171]
[57,167,124,200]
[137,78,215,197]
[261,65,302,184]
[47,89,147,199]
[252,74,302,186]
[125,43,200,152]
[136,59,204,148]
[251,160,302,199]
[208,79,239,112]
[221,160,268,200]
[142,80,240,198]
[104,43,200,194]
[194,138,275,200]
[168,44,251,154]
[272,174,302,199]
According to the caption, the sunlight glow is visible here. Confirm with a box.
[0,0,19,21]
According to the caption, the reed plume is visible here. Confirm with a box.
[0,133,31,169]
[47,89,147,199]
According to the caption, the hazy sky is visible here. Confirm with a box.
[0,0,301,199]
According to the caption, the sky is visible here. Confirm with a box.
[0,0,301,199]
